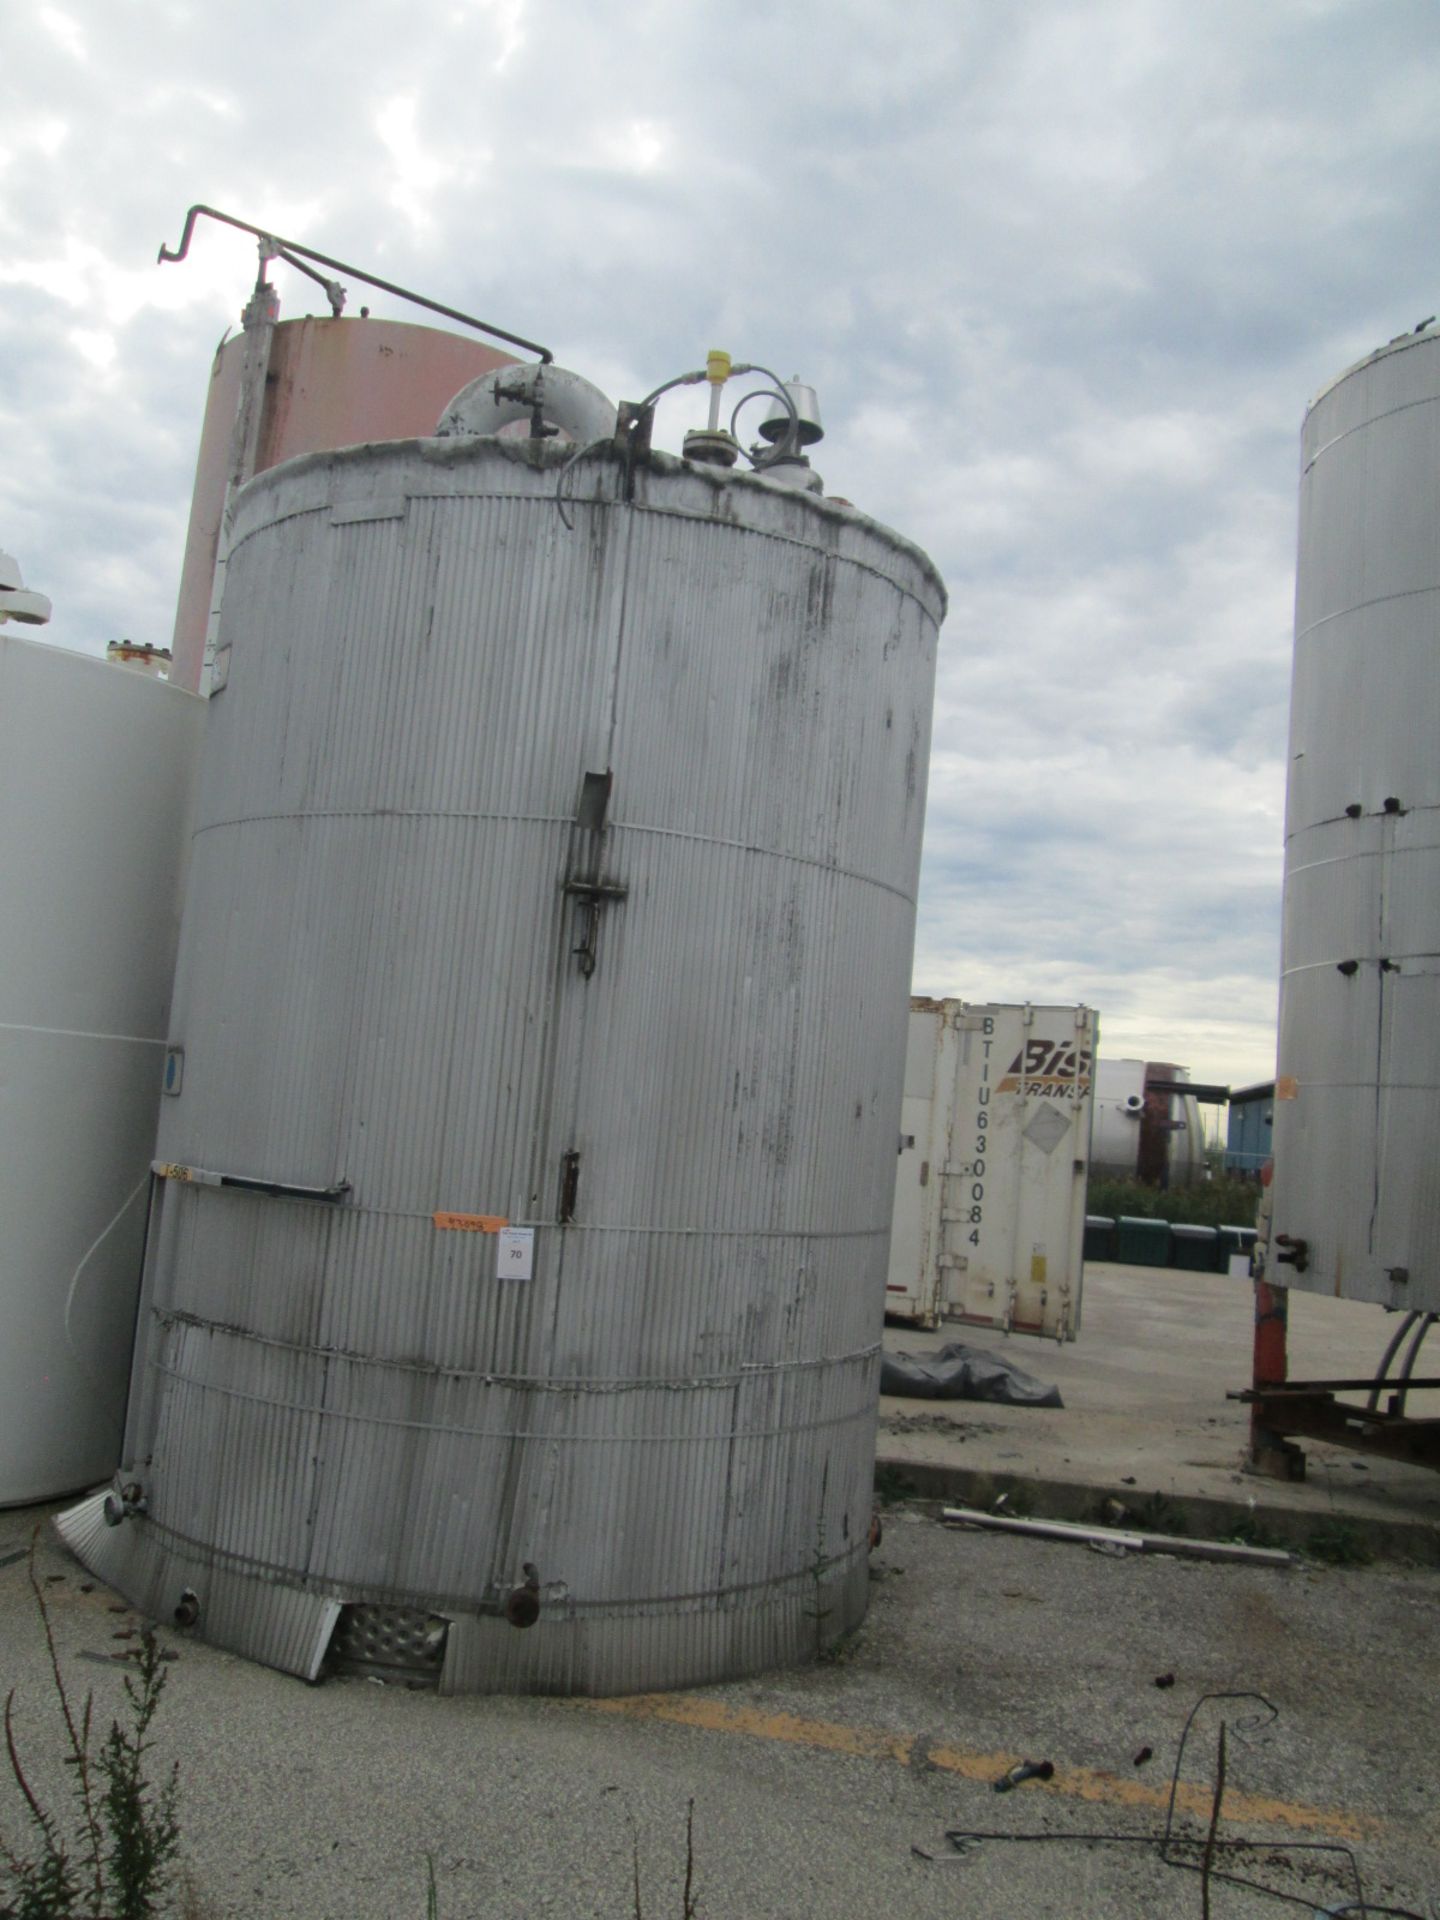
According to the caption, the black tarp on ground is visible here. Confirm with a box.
[880,1343,1063,1408]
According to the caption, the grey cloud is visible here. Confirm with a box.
[6,0,1438,1090]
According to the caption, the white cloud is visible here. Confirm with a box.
[375,94,457,232]
[39,4,86,61]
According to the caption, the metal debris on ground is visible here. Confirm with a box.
[943,1504,1293,1567]
[920,1692,1430,1918]
[993,1760,1055,1793]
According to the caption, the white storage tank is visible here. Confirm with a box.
[887,999,1095,1339]
[1270,328,1440,1312]
[61,366,946,1693]
[0,635,203,1504]
[1088,1058,1203,1189]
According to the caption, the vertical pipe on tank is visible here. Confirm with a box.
[200,277,280,693]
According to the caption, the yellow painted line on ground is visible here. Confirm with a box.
[576,1695,1376,1844]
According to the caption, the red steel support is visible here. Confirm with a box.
[1247,1160,1305,1478]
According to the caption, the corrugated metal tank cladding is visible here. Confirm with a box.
[1271,329,1440,1311]
[74,434,945,1693]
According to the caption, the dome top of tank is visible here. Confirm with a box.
[1304,316,1440,414]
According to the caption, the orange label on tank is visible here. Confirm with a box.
[1275,1076,1298,1100]
[433,1211,508,1233]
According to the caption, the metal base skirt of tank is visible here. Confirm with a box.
[435,1552,871,1697]
[54,1494,871,1696]
[55,1492,341,1683]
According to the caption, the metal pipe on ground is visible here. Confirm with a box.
[941,1507,1293,1568]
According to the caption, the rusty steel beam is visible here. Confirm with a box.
[1241,1389,1440,1470]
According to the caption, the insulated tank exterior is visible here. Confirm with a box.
[0,636,203,1504]
[64,431,945,1693]
[1271,330,1440,1311]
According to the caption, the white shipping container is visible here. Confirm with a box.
[887,999,1096,1339]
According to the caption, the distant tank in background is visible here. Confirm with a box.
[1271,324,1440,1316]
[1089,1058,1204,1190]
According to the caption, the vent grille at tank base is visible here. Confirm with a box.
[327,1604,449,1685]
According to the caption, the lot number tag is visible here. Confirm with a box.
[497,1227,534,1281]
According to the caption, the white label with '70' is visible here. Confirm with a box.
[497,1227,534,1281]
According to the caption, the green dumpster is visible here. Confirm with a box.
[1083,1215,1116,1261]
[1170,1223,1218,1271]
[1116,1215,1172,1267]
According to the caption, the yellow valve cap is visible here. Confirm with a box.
[706,349,732,385]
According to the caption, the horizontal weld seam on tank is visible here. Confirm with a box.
[1281,850,1437,880]
[153,1310,879,1383]
[522,1555,867,1616]
[488,1223,892,1239]
[1303,390,1440,471]
[186,812,918,903]
[123,1516,868,1615]
[1295,581,1440,636]
[145,1364,874,1443]
[0,1020,167,1048]
[148,1213,891,1238]
[601,822,918,903]
[191,807,578,838]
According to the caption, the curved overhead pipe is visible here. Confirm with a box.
[158,204,553,363]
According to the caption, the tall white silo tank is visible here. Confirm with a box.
[61,420,946,1692]
[0,636,203,1505]
[1271,328,1440,1310]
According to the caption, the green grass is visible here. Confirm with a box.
[1305,1518,1374,1567]
[872,1464,917,1508]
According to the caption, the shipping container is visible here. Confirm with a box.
[887,1000,1095,1339]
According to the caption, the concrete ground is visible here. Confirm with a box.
[1,1260,1436,1918]
[2,1502,1437,1918]
[880,1260,1440,1559]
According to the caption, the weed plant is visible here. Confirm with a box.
[1305,1517,1375,1567]
[0,1539,180,1920]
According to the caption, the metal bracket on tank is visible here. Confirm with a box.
[563,770,627,978]
[153,1161,351,1203]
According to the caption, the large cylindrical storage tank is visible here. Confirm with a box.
[1,636,203,1504]
[61,423,945,1693]
[169,316,515,691]
[1271,329,1440,1310]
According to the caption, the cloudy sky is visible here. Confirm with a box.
[6,0,1437,1098]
